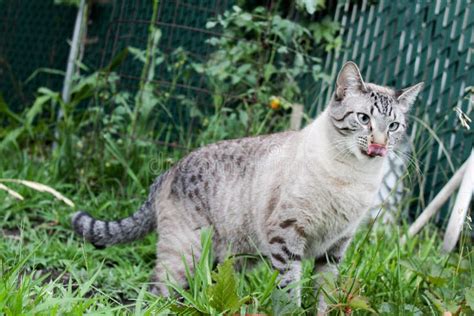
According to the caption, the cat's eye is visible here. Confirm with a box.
[388,122,400,131]
[357,113,370,125]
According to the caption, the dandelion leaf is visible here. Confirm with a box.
[207,258,241,313]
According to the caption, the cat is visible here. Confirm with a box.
[71,61,423,311]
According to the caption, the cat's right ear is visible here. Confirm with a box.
[335,61,367,100]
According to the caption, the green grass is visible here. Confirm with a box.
[1,150,472,315]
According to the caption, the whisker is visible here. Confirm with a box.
[333,143,358,162]
[392,149,422,177]
[389,150,423,188]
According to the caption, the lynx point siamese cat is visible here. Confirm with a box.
[72,61,423,310]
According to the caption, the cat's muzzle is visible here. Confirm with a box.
[366,143,387,157]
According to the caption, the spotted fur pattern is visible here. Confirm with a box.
[71,62,423,312]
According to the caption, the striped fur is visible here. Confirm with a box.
[71,172,167,247]
[70,62,422,311]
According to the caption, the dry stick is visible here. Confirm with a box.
[442,151,474,252]
[401,159,469,244]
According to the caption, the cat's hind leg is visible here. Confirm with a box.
[149,222,202,297]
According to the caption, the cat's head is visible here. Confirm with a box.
[328,61,423,160]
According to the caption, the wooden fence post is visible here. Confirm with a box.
[442,151,474,252]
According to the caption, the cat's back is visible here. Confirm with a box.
[159,130,298,217]
[171,131,297,183]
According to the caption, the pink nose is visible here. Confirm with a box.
[367,143,387,157]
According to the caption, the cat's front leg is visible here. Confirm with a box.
[313,235,352,315]
[266,218,306,306]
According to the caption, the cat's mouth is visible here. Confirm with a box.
[362,144,387,157]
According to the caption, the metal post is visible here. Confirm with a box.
[54,0,87,148]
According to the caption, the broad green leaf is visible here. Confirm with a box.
[466,287,474,310]
[298,0,317,14]
[207,258,241,313]
[237,64,251,75]
[232,6,242,13]
[271,289,301,315]
[169,304,202,316]
[426,275,448,286]
[206,21,217,29]
[277,46,289,54]
[349,295,376,314]
[128,47,147,63]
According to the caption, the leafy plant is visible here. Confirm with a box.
[296,0,326,14]
[207,258,246,313]
[186,4,340,143]
[0,1,342,191]
[0,13,191,189]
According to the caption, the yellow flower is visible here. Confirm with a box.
[269,97,281,110]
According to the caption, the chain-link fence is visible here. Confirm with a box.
[0,0,77,107]
[310,0,473,221]
[0,0,231,110]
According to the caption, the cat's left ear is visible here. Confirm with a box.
[335,61,368,100]
[397,82,424,113]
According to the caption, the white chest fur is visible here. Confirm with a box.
[291,113,386,257]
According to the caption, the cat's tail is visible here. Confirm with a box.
[71,172,168,248]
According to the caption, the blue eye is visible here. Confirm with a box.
[389,122,399,131]
[357,113,370,125]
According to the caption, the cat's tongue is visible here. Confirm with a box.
[367,144,387,157]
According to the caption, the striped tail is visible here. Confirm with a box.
[71,173,166,248]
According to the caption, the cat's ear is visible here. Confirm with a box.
[396,82,424,112]
[335,61,367,100]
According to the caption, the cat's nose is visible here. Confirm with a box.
[368,131,387,157]
[370,131,387,146]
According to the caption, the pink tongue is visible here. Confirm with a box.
[367,144,387,157]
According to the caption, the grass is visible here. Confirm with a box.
[1,149,472,315]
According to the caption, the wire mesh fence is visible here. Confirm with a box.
[0,0,77,107]
[309,0,473,221]
[0,0,231,110]
[92,0,231,99]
